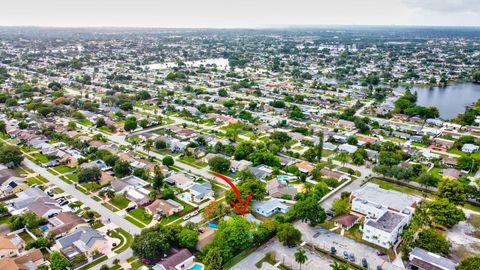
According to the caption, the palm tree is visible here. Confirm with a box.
[294,248,307,270]
[329,261,349,270]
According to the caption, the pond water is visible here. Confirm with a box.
[396,83,480,120]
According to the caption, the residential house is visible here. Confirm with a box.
[152,248,195,270]
[56,227,108,258]
[188,182,213,203]
[145,199,184,220]
[266,179,298,198]
[11,249,45,270]
[442,168,462,180]
[334,214,360,230]
[111,175,151,206]
[0,234,23,259]
[8,187,48,213]
[338,144,358,154]
[252,199,290,217]
[295,160,315,174]
[26,197,62,218]
[47,212,88,238]
[461,143,479,153]
[250,165,273,180]
[432,138,455,150]
[230,160,253,173]
[408,247,456,270]
[165,173,194,190]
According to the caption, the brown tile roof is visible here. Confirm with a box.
[0,236,16,250]
[410,258,444,270]
[0,259,20,270]
[335,214,359,228]
[13,249,43,265]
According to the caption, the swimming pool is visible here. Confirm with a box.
[40,225,49,231]
[188,264,204,270]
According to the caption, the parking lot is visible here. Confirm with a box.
[297,222,403,270]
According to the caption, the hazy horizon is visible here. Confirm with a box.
[2,0,480,28]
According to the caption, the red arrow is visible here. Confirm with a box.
[214,173,253,216]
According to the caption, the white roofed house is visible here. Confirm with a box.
[165,173,194,190]
[110,175,151,206]
[338,143,358,154]
[230,159,253,173]
[252,198,290,217]
[461,143,479,153]
[350,183,420,249]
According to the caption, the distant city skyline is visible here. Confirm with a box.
[2,0,480,28]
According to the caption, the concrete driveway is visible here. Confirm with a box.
[298,223,403,270]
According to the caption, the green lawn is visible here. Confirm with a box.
[125,216,146,228]
[26,176,44,186]
[112,228,133,254]
[110,195,130,210]
[18,231,34,244]
[82,182,101,191]
[128,208,152,225]
[66,173,79,182]
[32,153,50,163]
[77,119,93,126]
[53,165,75,174]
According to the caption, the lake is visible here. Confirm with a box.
[396,83,480,120]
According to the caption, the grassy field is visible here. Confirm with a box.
[53,165,75,174]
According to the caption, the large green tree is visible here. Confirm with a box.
[208,156,231,173]
[50,251,72,270]
[131,226,171,260]
[457,256,480,270]
[77,167,102,183]
[0,145,24,167]
[436,178,466,205]
[414,228,451,255]
[426,198,466,227]
[277,223,301,246]
[291,196,327,226]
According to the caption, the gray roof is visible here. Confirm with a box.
[190,182,212,197]
[365,211,405,233]
[57,227,105,251]
[10,187,47,210]
[410,247,456,270]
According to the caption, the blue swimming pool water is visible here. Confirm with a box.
[208,223,218,229]
[40,225,49,231]
[188,265,203,270]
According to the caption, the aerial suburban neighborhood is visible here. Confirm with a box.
[0,2,480,270]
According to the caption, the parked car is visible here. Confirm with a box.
[330,247,336,254]
[376,266,383,270]
[362,258,368,268]
[287,243,297,248]
[343,251,349,259]
[349,253,355,262]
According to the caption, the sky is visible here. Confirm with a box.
[1,0,480,28]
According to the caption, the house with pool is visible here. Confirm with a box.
[252,198,290,217]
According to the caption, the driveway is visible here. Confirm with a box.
[297,223,403,270]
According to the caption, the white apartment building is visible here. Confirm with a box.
[350,183,420,249]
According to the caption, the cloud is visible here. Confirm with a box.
[402,0,480,13]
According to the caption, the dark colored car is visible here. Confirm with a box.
[343,251,349,259]
[330,247,336,254]
[362,258,368,268]
[287,243,297,248]
[349,253,355,262]
[376,266,383,270]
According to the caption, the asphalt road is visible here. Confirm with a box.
[22,158,140,270]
